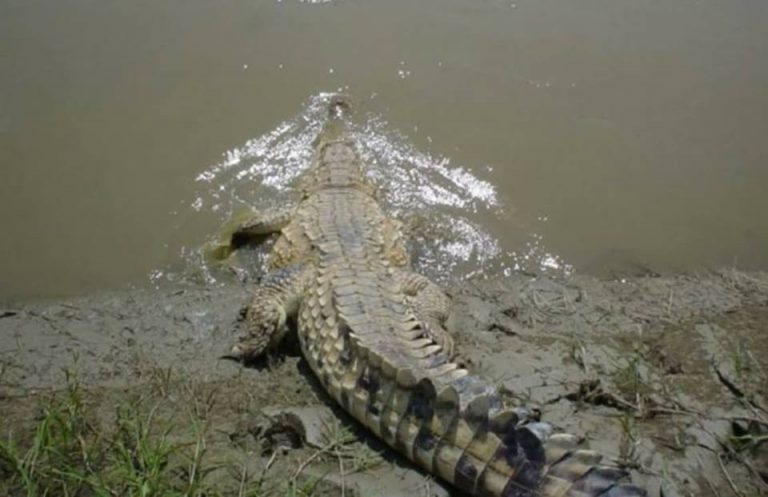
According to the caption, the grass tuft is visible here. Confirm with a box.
[1,367,379,497]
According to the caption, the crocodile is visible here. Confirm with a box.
[224,97,646,497]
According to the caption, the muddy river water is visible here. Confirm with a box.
[1,0,767,301]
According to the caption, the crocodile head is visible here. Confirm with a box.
[300,96,376,196]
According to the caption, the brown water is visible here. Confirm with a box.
[1,0,767,301]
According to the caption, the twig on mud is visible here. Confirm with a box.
[717,453,745,497]
[727,415,768,427]
[265,450,278,471]
[237,461,248,497]
[335,445,346,497]
[292,439,338,481]
[560,379,689,419]
[746,350,767,377]
[569,339,590,375]
[239,450,278,497]
[651,434,685,453]
[730,434,768,448]
[611,392,643,413]
[187,437,203,490]
[647,406,697,417]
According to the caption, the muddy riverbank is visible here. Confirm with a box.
[1,270,767,496]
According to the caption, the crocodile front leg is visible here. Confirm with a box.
[205,207,295,264]
[396,270,455,358]
[230,264,310,359]
[231,206,295,243]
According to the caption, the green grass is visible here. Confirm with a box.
[611,343,654,403]
[729,340,752,378]
[0,370,95,497]
[0,369,379,497]
[0,380,193,497]
[0,373,230,497]
[617,412,640,468]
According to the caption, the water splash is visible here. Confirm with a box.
[179,92,570,285]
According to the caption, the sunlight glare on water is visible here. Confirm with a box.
[187,93,571,284]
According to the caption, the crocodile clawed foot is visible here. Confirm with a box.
[222,338,268,362]
[224,306,290,362]
[223,322,276,362]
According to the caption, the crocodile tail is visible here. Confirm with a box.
[373,368,647,497]
[328,325,647,496]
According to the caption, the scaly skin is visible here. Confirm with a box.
[227,97,646,497]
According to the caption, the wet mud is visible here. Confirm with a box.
[1,270,767,496]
